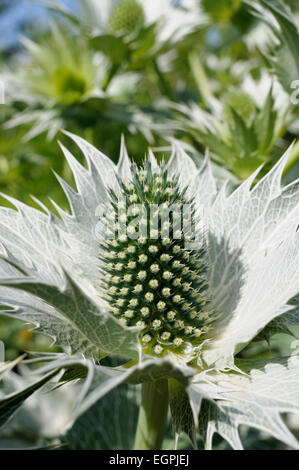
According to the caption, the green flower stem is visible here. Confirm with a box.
[133,379,169,450]
[188,52,214,107]
[152,59,173,100]
[102,63,120,91]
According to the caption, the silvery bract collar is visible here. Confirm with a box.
[0,132,298,449]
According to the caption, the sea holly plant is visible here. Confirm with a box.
[173,85,289,180]
[0,132,299,450]
[2,19,156,148]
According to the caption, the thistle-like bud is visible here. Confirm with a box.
[109,0,145,35]
[98,161,217,357]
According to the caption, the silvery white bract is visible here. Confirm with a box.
[0,132,298,449]
[0,367,77,449]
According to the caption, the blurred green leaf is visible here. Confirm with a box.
[90,34,129,64]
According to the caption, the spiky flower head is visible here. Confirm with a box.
[21,23,97,105]
[98,162,217,357]
[109,0,145,35]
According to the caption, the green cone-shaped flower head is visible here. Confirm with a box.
[109,0,145,35]
[98,162,217,357]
